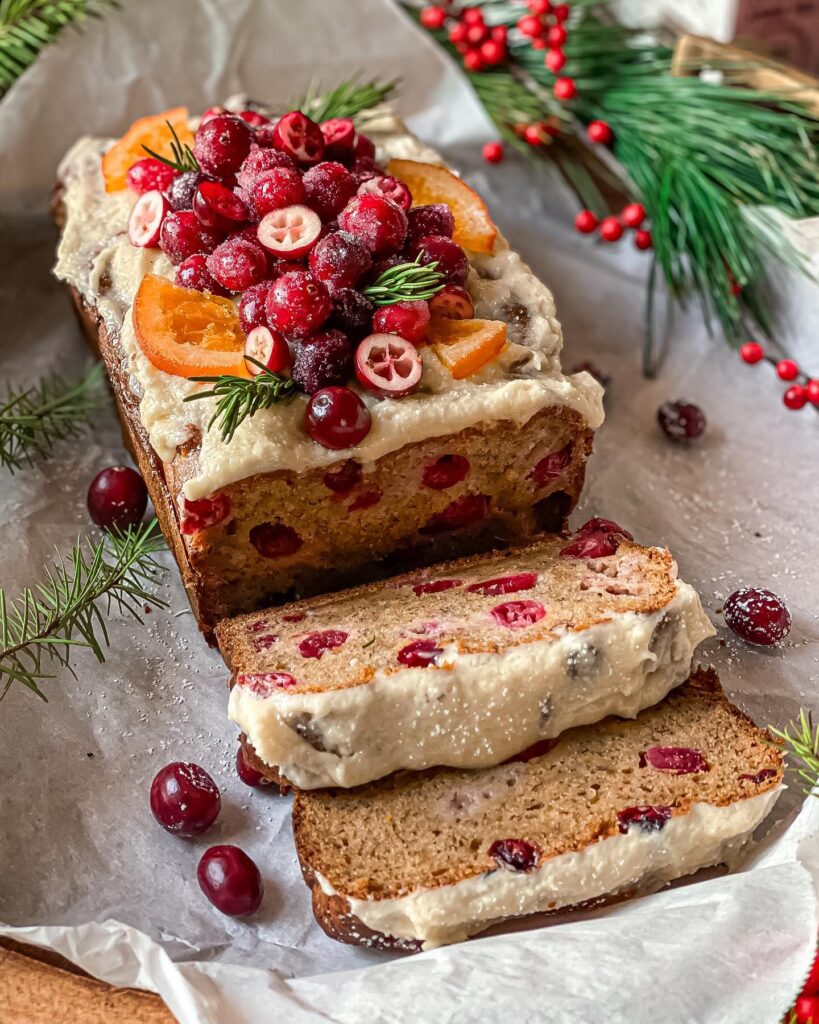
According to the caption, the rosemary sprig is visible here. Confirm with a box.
[772,710,819,795]
[143,120,198,173]
[0,362,108,472]
[0,519,167,702]
[362,256,445,305]
[299,74,399,123]
[184,359,298,443]
[0,0,118,95]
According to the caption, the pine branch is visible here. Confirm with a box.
[772,710,819,795]
[142,119,198,173]
[184,359,298,443]
[0,362,108,472]
[0,519,167,702]
[362,256,445,305]
[298,74,399,123]
[0,0,119,95]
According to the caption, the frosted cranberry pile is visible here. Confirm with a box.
[126,108,473,450]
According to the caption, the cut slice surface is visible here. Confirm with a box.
[102,107,192,192]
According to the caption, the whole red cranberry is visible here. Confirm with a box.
[338,194,408,256]
[657,399,707,442]
[206,236,268,292]
[372,300,430,344]
[305,386,372,449]
[127,157,178,195]
[303,161,357,220]
[328,288,374,341]
[292,329,353,394]
[87,466,148,530]
[245,167,306,218]
[272,110,326,165]
[412,234,468,285]
[266,270,332,338]
[175,254,229,296]
[354,133,376,160]
[309,231,373,290]
[320,117,356,162]
[194,114,253,179]
[159,211,222,265]
[197,845,263,917]
[723,587,791,646]
[238,281,273,334]
[236,144,298,192]
[236,747,270,788]
[406,204,455,247]
[165,171,201,212]
[150,762,221,837]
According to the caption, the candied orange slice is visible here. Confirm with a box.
[386,158,497,254]
[428,318,507,379]
[102,107,193,192]
[133,274,249,379]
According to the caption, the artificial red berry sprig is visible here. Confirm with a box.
[739,342,818,412]
[422,3,509,72]
[574,202,651,251]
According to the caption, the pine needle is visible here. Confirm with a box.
[298,74,398,123]
[0,362,108,472]
[142,119,198,173]
[771,710,819,795]
[0,519,167,702]
[362,256,445,305]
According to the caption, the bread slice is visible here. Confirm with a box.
[293,669,783,950]
[219,525,715,790]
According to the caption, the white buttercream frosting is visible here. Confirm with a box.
[229,579,715,789]
[316,787,782,949]
[54,119,604,500]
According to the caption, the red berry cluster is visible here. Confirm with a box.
[791,950,819,1024]
[125,108,473,450]
[574,202,651,250]
[516,0,574,99]
[421,4,508,71]
[739,342,819,412]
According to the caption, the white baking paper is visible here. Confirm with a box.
[0,1,817,1021]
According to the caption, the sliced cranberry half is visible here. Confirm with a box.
[357,175,412,210]
[397,639,442,667]
[420,493,490,535]
[355,333,423,397]
[236,671,298,696]
[298,629,349,659]
[639,746,709,774]
[180,494,232,534]
[244,326,291,376]
[429,285,474,320]
[739,768,778,784]
[192,180,248,231]
[128,189,169,248]
[257,205,323,260]
[489,838,540,872]
[272,110,325,165]
[250,522,303,558]
[467,572,538,597]
[422,454,470,490]
[411,578,463,596]
[529,445,571,489]
[320,117,356,160]
[616,805,673,834]
[490,599,546,629]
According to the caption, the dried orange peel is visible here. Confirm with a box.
[428,317,507,379]
[102,107,193,192]
[133,274,249,379]
[386,158,497,254]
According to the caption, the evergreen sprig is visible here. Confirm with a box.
[772,710,819,795]
[0,362,108,472]
[298,74,399,123]
[143,119,198,173]
[362,256,445,305]
[184,359,298,444]
[0,0,118,94]
[0,519,167,702]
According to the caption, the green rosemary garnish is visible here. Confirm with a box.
[184,359,298,444]
[362,256,445,305]
[0,363,108,472]
[299,74,399,123]
[143,120,198,173]
[772,709,819,795]
[0,520,167,702]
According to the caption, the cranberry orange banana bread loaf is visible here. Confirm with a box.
[53,103,603,638]
[218,520,715,790]
[292,668,783,951]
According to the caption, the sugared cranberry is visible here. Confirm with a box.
[128,190,169,248]
[723,588,791,646]
[165,171,201,211]
[266,270,332,337]
[236,671,298,695]
[657,399,707,442]
[236,746,271,787]
[617,805,673,834]
[320,117,356,162]
[329,288,375,341]
[422,454,470,490]
[411,578,463,596]
[488,838,540,871]
[192,180,248,231]
[245,326,291,376]
[257,205,323,261]
[397,639,442,667]
[159,211,221,265]
[372,300,430,344]
[238,109,269,128]
[739,768,778,784]
[87,465,148,531]
[197,845,264,917]
[411,234,468,285]
[490,599,546,629]
[354,133,376,160]
[293,329,353,393]
[639,746,709,774]
[236,144,297,192]
[302,161,357,219]
[467,573,538,596]
[529,445,571,488]
[420,493,490,534]
[179,494,232,534]
[355,333,423,397]
[322,460,362,494]
[200,105,227,124]
[429,285,474,320]
[238,281,273,334]
[194,114,253,179]
[305,386,372,449]
[358,175,412,211]
[406,204,455,247]
[272,110,325,165]
[299,629,349,659]
[175,253,229,296]
[249,522,304,558]
[127,157,178,195]
[150,762,220,837]
[246,167,307,218]
[338,194,408,256]
[350,156,383,185]
[348,489,382,511]
[309,231,373,289]
[206,236,267,292]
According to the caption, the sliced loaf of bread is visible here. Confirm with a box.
[218,522,714,790]
[293,669,783,950]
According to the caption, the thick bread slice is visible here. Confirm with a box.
[220,528,715,789]
[292,669,783,950]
